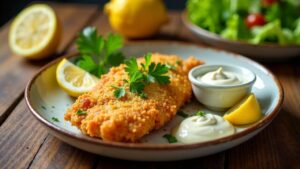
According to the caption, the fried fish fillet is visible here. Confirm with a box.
[64,53,203,142]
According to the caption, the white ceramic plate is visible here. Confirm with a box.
[25,41,283,161]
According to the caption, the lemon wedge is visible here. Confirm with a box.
[9,4,61,59]
[56,59,99,97]
[224,93,262,125]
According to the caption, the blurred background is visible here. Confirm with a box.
[0,0,186,27]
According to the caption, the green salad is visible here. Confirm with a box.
[187,0,300,45]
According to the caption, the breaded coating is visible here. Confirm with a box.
[65,53,203,142]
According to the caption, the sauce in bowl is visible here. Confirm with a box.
[198,67,243,86]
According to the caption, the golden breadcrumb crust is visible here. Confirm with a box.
[64,53,203,142]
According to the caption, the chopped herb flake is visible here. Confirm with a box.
[139,92,148,99]
[176,60,182,65]
[196,111,206,117]
[51,117,59,122]
[177,110,189,118]
[41,106,46,110]
[76,110,87,115]
[163,134,177,143]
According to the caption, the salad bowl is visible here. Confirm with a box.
[182,11,300,60]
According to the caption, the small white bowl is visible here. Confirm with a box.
[188,65,256,111]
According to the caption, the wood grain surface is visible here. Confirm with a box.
[0,2,299,169]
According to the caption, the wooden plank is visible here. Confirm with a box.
[29,135,96,169]
[95,153,224,169]
[0,22,12,63]
[30,135,225,169]
[0,3,99,124]
[0,100,48,169]
[150,11,183,41]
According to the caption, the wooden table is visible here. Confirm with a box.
[0,3,299,169]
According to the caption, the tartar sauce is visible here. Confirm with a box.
[174,114,235,143]
[197,67,242,85]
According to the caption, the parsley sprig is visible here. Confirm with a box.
[75,27,125,77]
[113,53,171,99]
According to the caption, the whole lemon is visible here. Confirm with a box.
[105,0,168,38]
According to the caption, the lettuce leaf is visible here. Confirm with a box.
[265,3,281,23]
[228,0,259,13]
[251,20,293,44]
[277,1,299,29]
[220,14,250,40]
[187,0,223,33]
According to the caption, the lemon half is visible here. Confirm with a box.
[9,4,61,59]
[56,59,99,97]
[224,93,262,125]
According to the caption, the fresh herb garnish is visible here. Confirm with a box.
[76,110,87,115]
[177,110,189,118]
[113,53,171,99]
[163,134,177,143]
[165,64,176,71]
[139,92,148,99]
[112,86,126,99]
[51,117,59,122]
[41,106,46,110]
[75,27,125,77]
[176,60,182,65]
[196,111,206,117]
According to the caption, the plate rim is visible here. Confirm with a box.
[25,40,284,150]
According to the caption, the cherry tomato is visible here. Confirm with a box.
[245,13,266,29]
[262,0,277,6]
